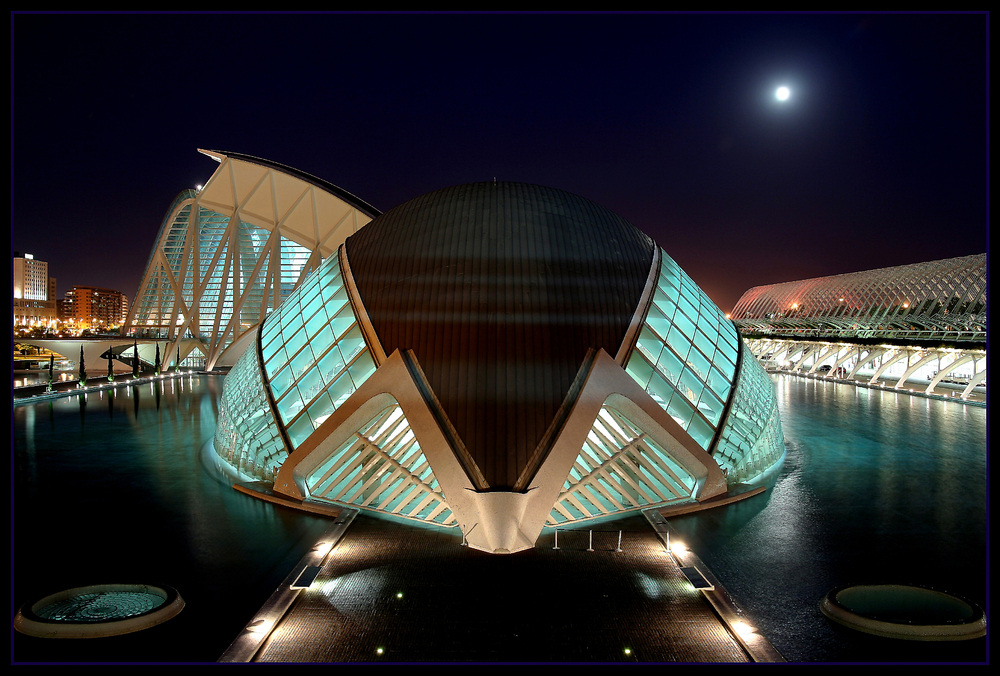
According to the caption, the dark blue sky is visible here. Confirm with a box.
[11,11,988,313]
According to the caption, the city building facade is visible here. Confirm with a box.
[59,286,129,330]
[13,253,57,326]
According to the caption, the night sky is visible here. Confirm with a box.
[11,12,988,314]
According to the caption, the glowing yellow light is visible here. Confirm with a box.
[733,620,756,639]
[669,541,688,556]
[247,619,273,635]
[376,647,384,655]
[396,592,403,599]
[624,647,632,655]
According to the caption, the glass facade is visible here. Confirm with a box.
[214,241,786,528]
[259,252,376,450]
[712,353,785,484]
[207,172,786,536]
[214,341,287,480]
[127,190,315,365]
[624,250,740,452]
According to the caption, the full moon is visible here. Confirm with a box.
[775,86,791,102]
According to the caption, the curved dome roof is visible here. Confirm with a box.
[345,182,655,489]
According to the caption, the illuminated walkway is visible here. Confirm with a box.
[221,509,782,663]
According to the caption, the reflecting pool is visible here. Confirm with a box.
[12,376,331,663]
[668,374,987,662]
[12,373,987,663]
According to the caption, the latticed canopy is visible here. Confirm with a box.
[732,254,986,343]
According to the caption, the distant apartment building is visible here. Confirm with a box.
[60,286,130,329]
[13,252,57,326]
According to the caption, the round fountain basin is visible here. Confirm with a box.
[14,584,184,638]
[821,584,985,641]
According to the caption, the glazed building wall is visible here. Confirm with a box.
[623,249,784,485]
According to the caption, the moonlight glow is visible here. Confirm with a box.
[775,86,791,102]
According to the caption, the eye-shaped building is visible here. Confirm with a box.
[211,171,785,553]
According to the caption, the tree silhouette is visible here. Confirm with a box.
[79,346,87,386]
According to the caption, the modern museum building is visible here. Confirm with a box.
[130,151,786,554]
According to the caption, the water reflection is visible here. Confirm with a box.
[12,373,987,663]
[669,374,987,662]
[12,376,332,663]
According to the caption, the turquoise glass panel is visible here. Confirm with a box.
[328,371,356,408]
[290,345,315,379]
[665,325,690,359]
[687,347,712,382]
[679,368,703,405]
[307,392,335,428]
[645,369,672,409]
[269,363,295,398]
[625,352,654,389]
[716,340,738,369]
[635,326,663,364]
[697,389,724,426]
[319,345,346,382]
[283,326,308,359]
[707,366,731,401]
[287,414,316,448]
[339,325,366,362]
[329,304,356,341]
[348,352,377,383]
[673,306,697,340]
[295,364,325,404]
[653,295,676,321]
[655,347,683,384]
[666,393,693,429]
[277,388,305,420]
[646,304,671,341]
[687,414,714,450]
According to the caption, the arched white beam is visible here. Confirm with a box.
[869,348,911,385]
[807,344,843,374]
[962,369,987,400]
[894,352,938,390]
[926,353,974,394]
[849,347,888,381]
[829,346,861,374]
[792,344,815,371]
[125,150,376,373]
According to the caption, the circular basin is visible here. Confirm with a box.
[14,584,184,638]
[821,584,986,641]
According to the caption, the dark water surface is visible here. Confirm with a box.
[668,374,988,663]
[12,373,987,663]
[12,376,331,663]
